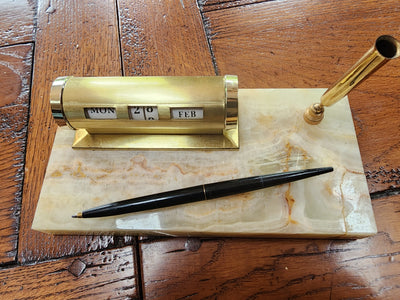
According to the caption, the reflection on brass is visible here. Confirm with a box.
[304,35,400,125]
[50,76,70,127]
[50,75,239,149]
[303,103,324,125]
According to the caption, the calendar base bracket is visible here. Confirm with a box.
[72,126,239,150]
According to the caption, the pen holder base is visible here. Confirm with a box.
[33,89,376,238]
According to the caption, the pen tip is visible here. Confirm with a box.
[72,212,83,218]
[321,167,334,173]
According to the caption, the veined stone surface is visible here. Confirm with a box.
[32,89,376,237]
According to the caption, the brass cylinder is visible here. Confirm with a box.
[321,35,400,107]
[304,35,400,125]
[50,75,238,135]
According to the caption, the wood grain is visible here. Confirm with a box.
[140,194,400,299]
[0,0,397,298]
[118,0,215,76]
[0,0,36,46]
[200,0,267,12]
[17,0,134,263]
[0,246,139,299]
[0,44,33,265]
[203,0,400,192]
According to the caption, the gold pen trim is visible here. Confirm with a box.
[202,184,208,200]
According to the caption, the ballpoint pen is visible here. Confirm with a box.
[72,167,333,218]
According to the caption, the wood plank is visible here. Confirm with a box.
[0,0,36,46]
[0,246,139,299]
[118,0,215,76]
[0,44,33,264]
[200,0,267,12]
[140,194,400,299]
[17,0,134,263]
[203,0,400,193]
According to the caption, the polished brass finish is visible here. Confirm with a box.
[303,103,324,125]
[224,75,238,130]
[304,35,400,125]
[50,76,71,127]
[50,75,239,149]
[321,35,400,107]
[72,128,239,149]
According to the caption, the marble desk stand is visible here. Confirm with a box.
[32,89,377,238]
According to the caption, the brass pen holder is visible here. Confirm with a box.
[50,75,239,149]
[304,35,400,125]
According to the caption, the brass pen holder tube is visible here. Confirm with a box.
[304,35,400,125]
[50,75,239,149]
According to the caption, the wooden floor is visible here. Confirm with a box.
[1,0,400,298]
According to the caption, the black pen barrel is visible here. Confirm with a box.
[204,167,333,199]
[81,185,205,218]
[79,167,333,218]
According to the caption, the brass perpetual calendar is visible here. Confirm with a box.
[50,75,239,149]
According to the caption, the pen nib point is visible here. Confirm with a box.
[72,212,83,218]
